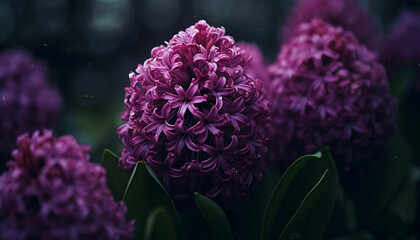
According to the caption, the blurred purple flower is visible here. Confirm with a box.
[118,20,270,202]
[0,50,62,158]
[269,19,397,175]
[236,42,269,85]
[380,11,420,91]
[282,0,378,48]
[0,130,135,240]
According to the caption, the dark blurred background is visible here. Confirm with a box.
[0,0,419,162]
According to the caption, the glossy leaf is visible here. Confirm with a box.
[331,231,377,240]
[355,135,411,227]
[279,169,329,239]
[100,149,131,201]
[144,206,177,240]
[372,167,420,239]
[123,161,186,240]
[261,148,338,240]
[194,192,234,240]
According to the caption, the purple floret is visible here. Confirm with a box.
[282,0,378,48]
[0,50,62,158]
[118,20,270,202]
[269,19,397,175]
[0,130,135,240]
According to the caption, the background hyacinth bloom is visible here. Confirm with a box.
[236,42,269,85]
[118,20,270,202]
[0,50,62,159]
[282,0,378,48]
[268,18,397,175]
[380,12,420,92]
[0,130,135,240]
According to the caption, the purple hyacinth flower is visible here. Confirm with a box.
[0,50,62,159]
[269,19,397,175]
[236,42,269,85]
[380,11,420,92]
[0,130,135,240]
[282,0,378,48]
[118,20,270,202]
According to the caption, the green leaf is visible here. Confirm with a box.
[389,67,415,99]
[331,231,378,240]
[372,167,420,239]
[279,169,329,240]
[100,149,131,201]
[123,161,186,240]
[144,206,177,240]
[325,185,358,238]
[194,192,234,240]
[261,147,338,240]
[354,135,411,227]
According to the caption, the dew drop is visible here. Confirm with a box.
[128,71,135,78]
[164,41,169,45]
[218,96,222,100]
[130,111,135,116]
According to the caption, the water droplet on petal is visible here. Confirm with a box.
[130,111,135,116]
[218,96,223,100]
[164,41,169,45]
[128,71,135,78]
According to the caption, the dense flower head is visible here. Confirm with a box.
[0,50,62,158]
[269,19,397,175]
[380,11,420,91]
[282,0,378,47]
[0,130,135,240]
[118,20,270,202]
[236,42,269,85]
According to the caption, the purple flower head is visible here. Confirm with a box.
[282,0,378,47]
[236,42,269,85]
[0,50,62,158]
[118,20,270,202]
[380,11,420,91]
[0,130,135,240]
[269,19,397,175]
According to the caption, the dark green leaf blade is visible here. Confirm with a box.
[279,169,329,240]
[194,192,234,240]
[261,147,338,240]
[354,135,411,227]
[100,149,131,201]
[123,161,186,240]
[144,206,177,240]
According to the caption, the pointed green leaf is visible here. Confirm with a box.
[144,206,177,240]
[354,135,411,227]
[100,149,131,201]
[279,169,329,239]
[123,161,186,240]
[194,192,234,240]
[261,147,338,240]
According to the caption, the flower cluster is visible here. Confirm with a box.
[268,19,397,174]
[0,130,135,240]
[118,20,270,201]
[282,0,378,47]
[380,11,420,91]
[236,42,269,84]
[0,50,62,158]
